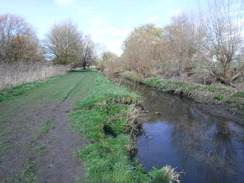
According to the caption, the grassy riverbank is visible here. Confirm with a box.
[120,71,244,115]
[0,69,180,182]
[70,71,149,182]
[70,71,181,182]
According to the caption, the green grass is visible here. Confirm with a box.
[36,124,54,139]
[226,100,237,104]
[137,76,243,108]
[149,166,181,183]
[0,70,94,104]
[70,72,150,183]
[0,82,44,102]
[214,94,224,100]
[0,69,180,183]
[16,160,37,183]
[234,91,244,97]
[0,71,97,158]
[144,77,228,93]
[121,71,243,113]
[35,146,47,157]
[70,71,181,183]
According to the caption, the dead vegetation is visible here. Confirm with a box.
[98,0,243,90]
[0,63,69,90]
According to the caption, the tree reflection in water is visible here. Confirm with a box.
[120,79,244,183]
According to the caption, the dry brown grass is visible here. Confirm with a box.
[0,63,70,90]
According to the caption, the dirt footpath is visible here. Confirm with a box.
[0,72,91,183]
[36,99,87,183]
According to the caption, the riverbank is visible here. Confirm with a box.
[69,71,149,182]
[70,71,181,182]
[0,69,181,182]
[119,76,244,183]
[119,71,244,115]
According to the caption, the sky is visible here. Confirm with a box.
[0,0,203,55]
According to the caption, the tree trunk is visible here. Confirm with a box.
[83,63,86,70]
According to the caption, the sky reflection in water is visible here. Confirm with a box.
[121,80,244,183]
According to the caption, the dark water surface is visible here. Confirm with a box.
[120,80,244,183]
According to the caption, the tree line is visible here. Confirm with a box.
[0,14,96,69]
[101,0,243,86]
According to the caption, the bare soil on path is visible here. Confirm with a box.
[0,72,92,183]
[35,99,87,183]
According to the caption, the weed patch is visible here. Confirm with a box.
[16,160,37,183]
[36,124,54,139]
[214,94,224,100]
[234,91,244,97]
[226,100,236,104]
[149,166,181,183]
[35,146,47,157]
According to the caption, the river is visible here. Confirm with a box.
[120,79,244,183]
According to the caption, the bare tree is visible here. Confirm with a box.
[0,14,42,63]
[100,51,118,70]
[44,20,83,65]
[122,24,164,76]
[99,51,119,73]
[102,51,118,63]
[201,0,244,85]
[81,35,96,70]
[164,13,203,76]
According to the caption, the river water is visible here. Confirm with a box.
[120,80,244,183]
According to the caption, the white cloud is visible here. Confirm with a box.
[106,40,124,55]
[54,0,75,6]
[84,15,132,55]
[89,25,132,55]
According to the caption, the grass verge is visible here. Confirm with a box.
[70,72,149,182]
[0,81,45,102]
[70,71,180,183]
[0,70,90,103]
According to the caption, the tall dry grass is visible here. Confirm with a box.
[0,62,70,90]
